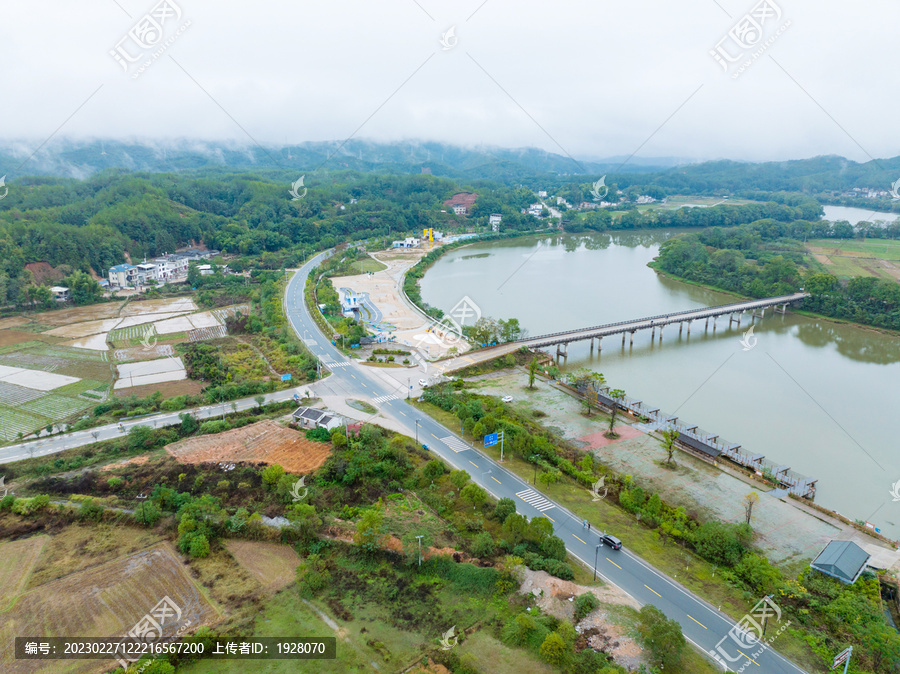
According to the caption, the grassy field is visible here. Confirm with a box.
[0,536,47,610]
[350,257,387,274]
[806,238,900,280]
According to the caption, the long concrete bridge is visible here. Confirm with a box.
[521,292,809,359]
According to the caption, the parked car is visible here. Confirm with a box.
[501,395,514,403]
[600,534,622,550]
[418,379,428,387]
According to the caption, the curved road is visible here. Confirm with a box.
[0,250,807,673]
[284,254,807,674]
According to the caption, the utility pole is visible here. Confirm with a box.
[499,430,505,463]
[415,419,421,445]
[416,534,424,567]
[593,543,602,581]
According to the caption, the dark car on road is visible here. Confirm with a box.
[600,534,622,550]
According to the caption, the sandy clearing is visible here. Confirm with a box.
[63,333,110,351]
[154,315,195,334]
[43,318,121,339]
[336,249,471,360]
[119,297,198,316]
[113,369,187,389]
[117,356,185,378]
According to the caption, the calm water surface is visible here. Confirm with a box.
[421,231,900,537]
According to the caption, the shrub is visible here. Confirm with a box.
[107,477,124,490]
[471,532,495,558]
[0,494,15,511]
[188,534,211,558]
[449,469,470,490]
[493,497,516,523]
[261,464,285,487]
[78,498,104,522]
[637,605,686,669]
[539,631,568,666]
[692,521,751,567]
[574,592,600,621]
[199,419,229,435]
[305,427,331,442]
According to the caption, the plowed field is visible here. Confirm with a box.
[165,420,331,473]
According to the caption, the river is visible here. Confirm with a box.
[420,230,900,538]
[822,205,898,225]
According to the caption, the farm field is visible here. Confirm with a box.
[0,299,253,440]
[0,536,47,610]
[0,541,219,673]
[806,238,900,280]
[166,419,332,473]
[224,540,301,593]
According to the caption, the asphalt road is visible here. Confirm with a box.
[0,250,807,673]
[283,255,807,674]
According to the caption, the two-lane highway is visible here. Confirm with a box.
[284,254,806,674]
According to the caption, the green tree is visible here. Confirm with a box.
[127,425,155,450]
[605,389,625,438]
[449,469,470,490]
[637,605,686,669]
[539,631,568,666]
[471,532,495,558]
[354,507,385,554]
[537,467,561,490]
[528,356,538,389]
[460,483,488,508]
[661,429,679,467]
[188,534,210,558]
[261,464,285,487]
[493,497,516,523]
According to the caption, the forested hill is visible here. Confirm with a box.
[0,170,546,305]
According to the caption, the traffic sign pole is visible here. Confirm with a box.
[499,430,505,463]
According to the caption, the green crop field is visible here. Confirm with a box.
[806,239,900,279]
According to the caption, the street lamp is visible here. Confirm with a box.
[593,543,602,581]
[416,534,424,567]
[530,454,539,485]
[415,419,421,445]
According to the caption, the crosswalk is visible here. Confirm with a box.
[515,489,556,512]
[372,394,399,404]
[325,362,349,368]
[440,435,470,454]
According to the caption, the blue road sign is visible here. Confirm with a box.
[281,373,292,381]
[484,433,498,447]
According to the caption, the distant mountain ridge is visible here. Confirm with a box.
[1,138,899,193]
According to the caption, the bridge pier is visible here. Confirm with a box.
[705,317,709,330]
[556,343,567,361]
[597,336,602,351]
[630,330,635,346]
[774,303,788,314]
[622,332,626,347]
[659,325,663,341]
[679,322,683,336]
[651,326,655,341]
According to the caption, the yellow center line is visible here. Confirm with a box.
[606,557,622,569]
[687,614,707,629]
[644,584,662,598]
[469,460,478,468]
[737,651,759,666]
[431,433,439,440]
[544,513,555,522]
[491,476,501,484]
[350,374,356,379]
[572,534,587,545]
[399,411,407,417]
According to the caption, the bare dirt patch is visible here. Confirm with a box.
[166,419,332,473]
[517,567,644,671]
[113,378,204,399]
[0,330,43,348]
[225,540,300,593]
[0,316,31,330]
[100,455,152,473]
[114,343,175,362]
[33,302,125,326]
[578,425,645,450]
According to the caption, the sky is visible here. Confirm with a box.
[0,0,897,164]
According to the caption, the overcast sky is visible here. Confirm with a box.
[0,0,897,164]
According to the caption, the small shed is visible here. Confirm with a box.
[292,406,343,432]
[810,540,871,584]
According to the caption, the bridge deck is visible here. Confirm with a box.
[522,292,808,348]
